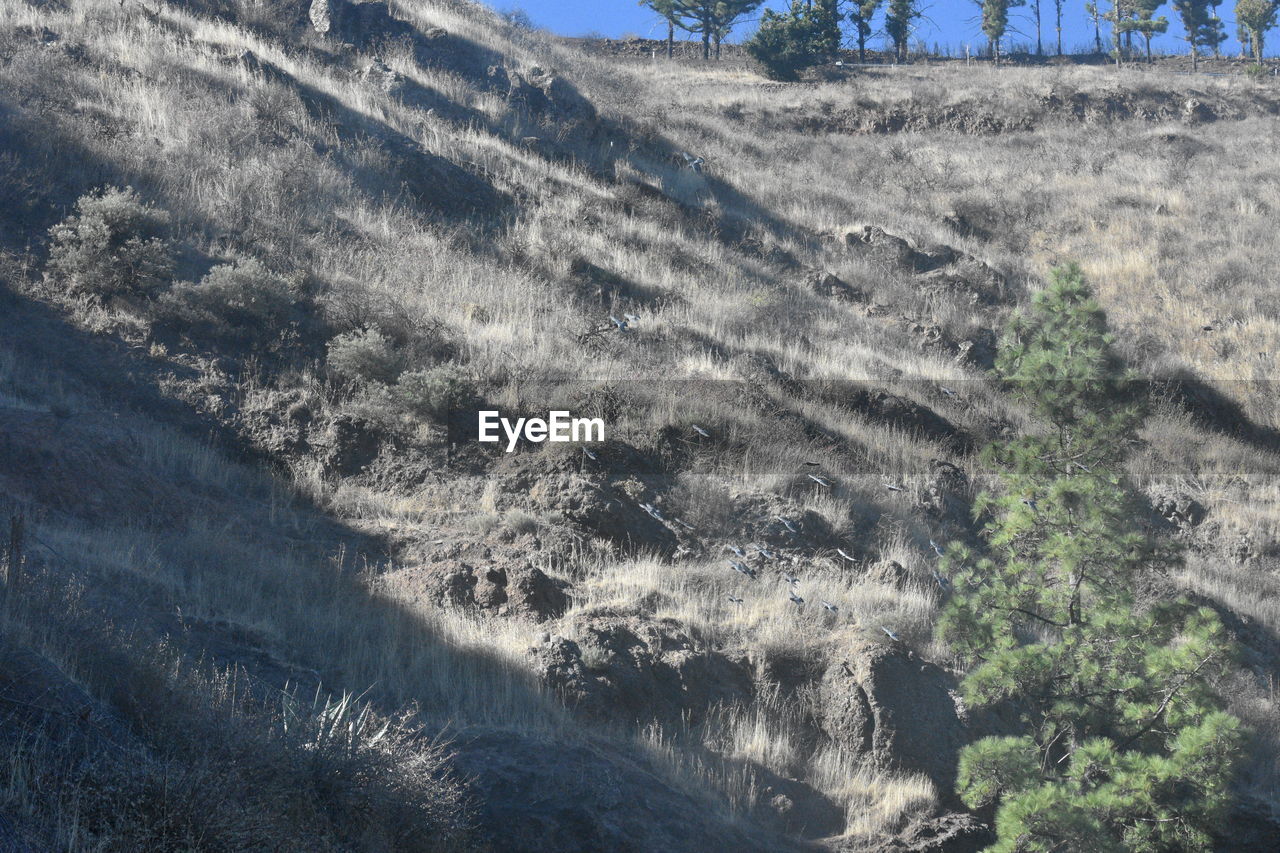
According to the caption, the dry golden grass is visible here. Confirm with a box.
[4,0,1280,843]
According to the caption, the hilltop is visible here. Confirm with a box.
[1,0,1279,850]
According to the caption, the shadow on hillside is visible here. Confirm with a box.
[0,277,806,851]
[1159,371,1280,454]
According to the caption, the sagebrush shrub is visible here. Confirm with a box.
[46,186,173,302]
[327,328,404,385]
[155,257,297,346]
[395,364,477,422]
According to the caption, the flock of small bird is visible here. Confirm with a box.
[579,421,979,644]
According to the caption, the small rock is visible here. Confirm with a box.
[1151,489,1206,530]
[309,0,335,34]
[867,560,910,587]
[320,413,381,475]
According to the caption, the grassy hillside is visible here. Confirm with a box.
[1,0,1279,849]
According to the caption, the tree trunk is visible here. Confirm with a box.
[1191,44,1198,72]
[666,21,673,59]
[1095,21,1102,53]
[858,32,866,63]
[1056,5,1063,55]
[1036,5,1043,55]
[1145,36,1152,64]
[714,31,721,60]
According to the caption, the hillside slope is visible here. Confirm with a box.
[1,0,1279,850]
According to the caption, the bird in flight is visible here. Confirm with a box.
[880,626,900,642]
[624,313,641,325]
[821,600,839,613]
[788,591,805,606]
[782,572,800,585]
[1021,498,1039,513]
[1073,461,1092,474]
[940,386,957,397]
[808,474,833,487]
[729,560,756,578]
[932,570,951,591]
[640,502,665,521]
[929,539,945,558]
[582,447,598,461]
[674,518,695,531]
[774,516,799,534]
[691,424,711,438]
[883,482,904,492]
[836,548,857,563]
[609,315,628,331]
[752,544,776,560]
[726,544,747,559]
[727,594,743,604]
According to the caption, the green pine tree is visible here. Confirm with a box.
[936,265,1243,852]
[1129,0,1170,63]
[849,0,885,63]
[746,0,841,80]
[675,0,763,60]
[1173,0,1219,70]
[1236,0,1278,63]
[884,0,920,62]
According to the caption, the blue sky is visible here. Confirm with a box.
[482,0,1249,57]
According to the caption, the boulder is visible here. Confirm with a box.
[1150,488,1207,530]
[529,611,752,728]
[495,446,677,553]
[845,224,918,269]
[866,560,910,588]
[308,0,335,34]
[358,59,401,95]
[954,328,997,369]
[818,638,966,790]
[918,459,971,529]
[844,386,963,449]
[319,413,381,475]
[809,270,866,303]
[414,563,569,621]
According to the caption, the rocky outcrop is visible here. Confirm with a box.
[488,64,597,123]
[865,559,910,588]
[842,386,965,449]
[842,224,1007,306]
[847,812,993,853]
[421,563,570,621]
[919,459,972,530]
[495,445,678,552]
[529,611,752,728]
[1150,487,1207,531]
[808,270,867,303]
[318,412,382,475]
[818,637,966,790]
[308,0,333,34]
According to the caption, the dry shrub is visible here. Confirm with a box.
[45,186,173,303]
